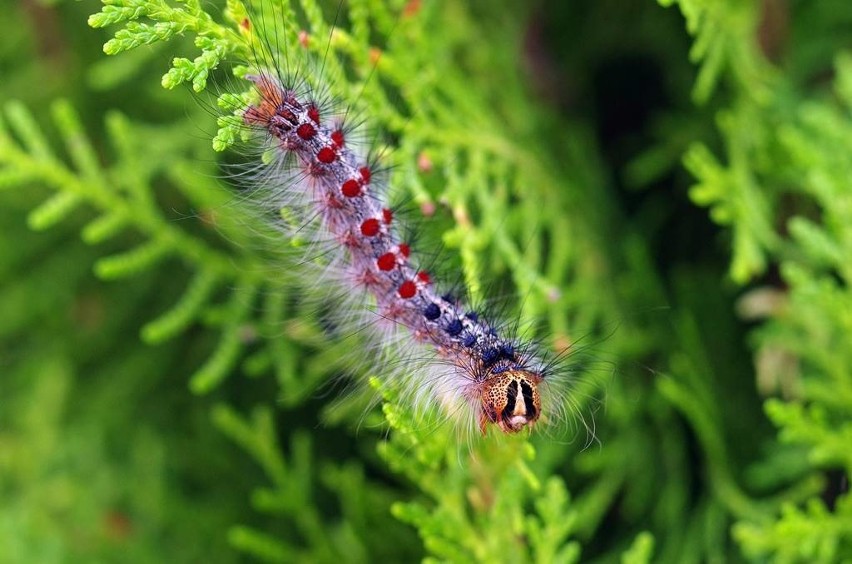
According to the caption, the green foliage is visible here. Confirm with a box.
[88,0,240,92]
[664,0,852,561]
[2,0,851,562]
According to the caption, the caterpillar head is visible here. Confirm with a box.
[478,370,543,434]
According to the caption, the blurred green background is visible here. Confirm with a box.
[1,0,851,562]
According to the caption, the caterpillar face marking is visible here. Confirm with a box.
[479,370,542,434]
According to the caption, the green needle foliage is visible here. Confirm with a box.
[1,0,851,562]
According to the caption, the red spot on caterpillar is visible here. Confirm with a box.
[341,179,361,197]
[398,280,417,299]
[308,105,320,124]
[317,147,336,163]
[359,167,371,184]
[296,123,316,140]
[417,271,431,284]
[360,218,380,236]
[377,253,396,271]
[240,18,251,31]
[331,130,345,147]
[298,30,310,48]
[382,208,393,224]
[399,243,410,258]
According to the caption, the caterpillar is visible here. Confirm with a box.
[217,1,571,436]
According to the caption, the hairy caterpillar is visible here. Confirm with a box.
[215,1,573,436]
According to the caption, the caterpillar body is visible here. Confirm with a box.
[225,4,568,436]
